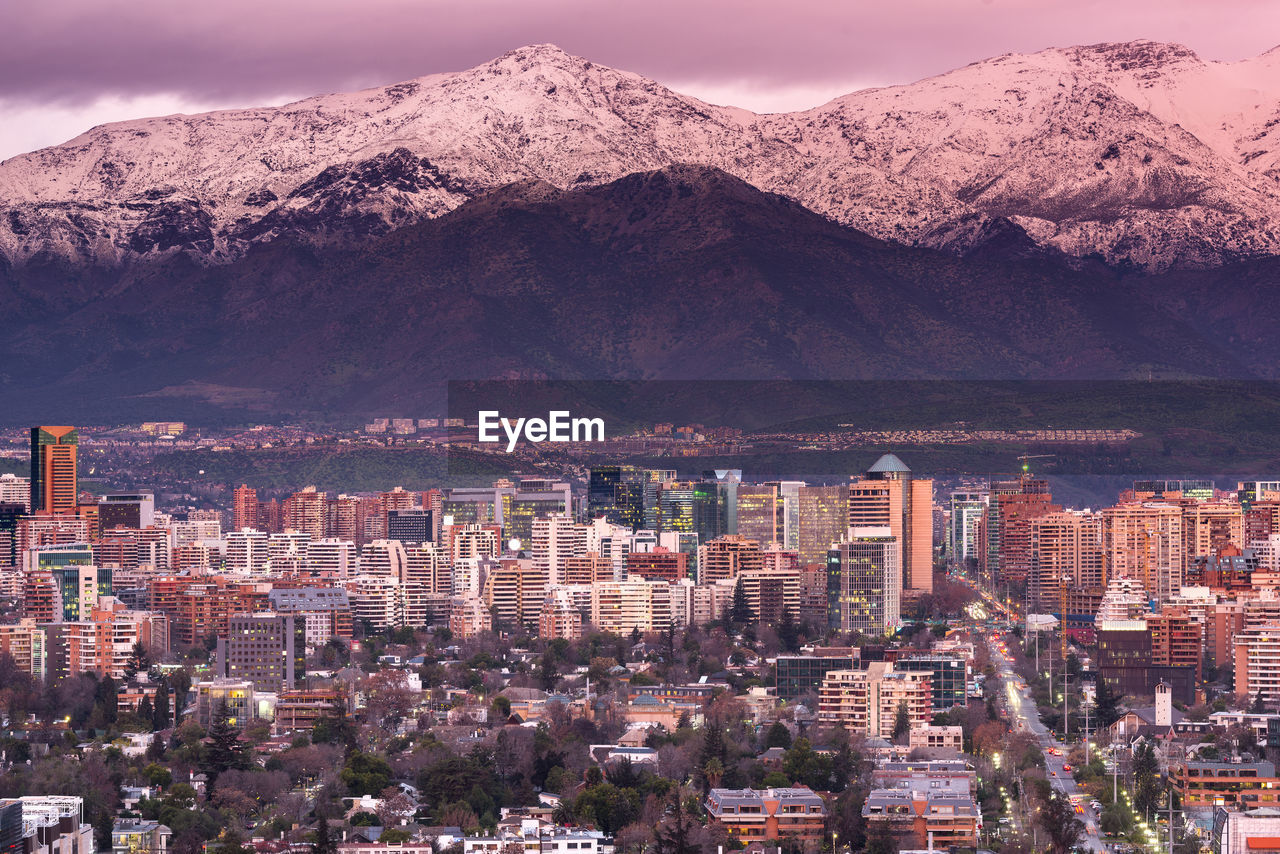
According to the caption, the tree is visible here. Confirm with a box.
[312,817,336,854]
[94,676,119,727]
[1039,792,1084,854]
[892,700,911,743]
[342,751,394,796]
[124,642,150,680]
[777,608,799,653]
[152,678,171,730]
[864,818,896,854]
[1093,675,1120,728]
[311,698,355,748]
[652,788,696,854]
[203,703,248,781]
[729,579,753,627]
[765,721,793,749]
[168,669,192,725]
[137,696,155,728]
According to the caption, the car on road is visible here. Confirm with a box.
[1063,763,1072,771]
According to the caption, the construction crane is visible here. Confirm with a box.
[1017,453,1055,474]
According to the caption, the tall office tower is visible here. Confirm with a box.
[848,454,934,596]
[1132,480,1215,502]
[737,484,783,546]
[657,479,726,543]
[1101,502,1185,603]
[504,480,573,546]
[98,493,155,531]
[0,474,30,512]
[531,513,587,584]
[305,539,356,579]
[233,485,258,531]
[827,527,902,635]
[948,491,988,565]
[984,474,1059,585]
[217,613,305,692]
[796,485,848,566]
[1182,502,1243,570]
[1028,511,1105,613]
[226,529,270,574]
[698,535,764,583]
[482,559,547,630]
[283,487,328,540]
[588,466,651,529]
[30,427,78,515]
[759,481,806,551]
[442,487,503,527]
[387,509,434,545]
[703,470,742,534]
[361,540,408,578]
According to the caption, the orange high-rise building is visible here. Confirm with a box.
[849,454,935,595]
[30,426,78,515]
[233,485,258,530]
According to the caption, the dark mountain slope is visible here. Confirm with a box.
[0,165,1262,421]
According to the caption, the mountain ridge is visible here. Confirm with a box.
[6,41,1280,270]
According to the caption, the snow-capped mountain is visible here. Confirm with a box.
[3,40,1280,270]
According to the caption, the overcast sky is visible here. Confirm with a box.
[2,0,1279,161]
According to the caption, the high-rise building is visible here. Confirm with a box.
[737,484,783,546]
[588,466,662,530]
[217,613,305,692]
[283,487,328,540]
[1234,624,1280,709]
[1182,502,1243,570]
[30,426,78,515]
[98,493,155,531]
[827,528,902,635]
[590,577,674,634]
[531,513,587,584]
[625,547,689,581]
[948,491,988,565]
[848,454,933,595]
[233,485,258,531]
[699,535,764,584]
[796,485,847,566]
[0,474,30,513]
[1028,511,1104,614]
[483,559,547,630]
[226,529,270,574]
[983,474,1058,585]
[1101,502,1185,603]
[387,509,434,545]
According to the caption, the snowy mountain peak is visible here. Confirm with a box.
[4,40,1280,270]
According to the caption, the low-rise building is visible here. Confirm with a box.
[113,818,172,854]
[704,787,827,847]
